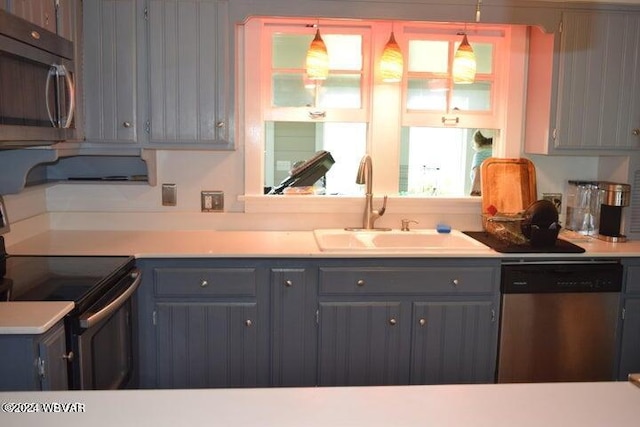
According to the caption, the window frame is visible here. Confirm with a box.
[240,17,528,213]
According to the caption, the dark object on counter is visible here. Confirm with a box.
[520,199,559,237]
[268,150,335,195]
[463,231,585,253]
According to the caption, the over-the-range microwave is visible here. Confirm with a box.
[0,9,76,148]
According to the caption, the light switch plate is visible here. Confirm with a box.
[201,191,224,212]
[162,184,177,206]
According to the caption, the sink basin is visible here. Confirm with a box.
[313,229,490,252]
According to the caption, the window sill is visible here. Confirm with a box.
[240,194,483,215]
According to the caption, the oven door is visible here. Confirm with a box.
[71,268,141,390]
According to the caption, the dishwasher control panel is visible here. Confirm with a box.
[501,262,623,293]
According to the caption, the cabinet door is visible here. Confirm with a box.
[411,301,497,384]
[317,301,409,386]
[155,302,258,388]
[555,11,640,151]
[10,0,57,33]
[37,322,69,390]
[619,298,640,379]
[83,0,137,144]
[147,0,231,148]
[270,268,317,387]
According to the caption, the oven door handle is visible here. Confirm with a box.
[80,269,141,329]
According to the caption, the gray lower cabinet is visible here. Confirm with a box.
[154,301,259,388]
[137,258,500,388]
[0,322,68,391]
[410,301,496,384]
[618,298,640,379]
[619,261,640,379]
[317,261,500,386]
[318,301,408,386]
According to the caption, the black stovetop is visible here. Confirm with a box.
[463,231,586,254]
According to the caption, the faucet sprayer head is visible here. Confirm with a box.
[356,155,371,184]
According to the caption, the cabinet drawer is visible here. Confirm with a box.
[626,266,640,293]
[154,268,257,297]
[319,267,496,295]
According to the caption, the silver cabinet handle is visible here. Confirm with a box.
[452,279,459,286]
[200,280,209,288]
[216,121,225,128]
[80,269,142,329]
[123,121,132,128]
[633,129,640,136]
[245,319,253,327]
[389,318,397,326]
[356,279,365,287]
[419,318,426,326]
[284,279,293,287]
[62,351,74,362]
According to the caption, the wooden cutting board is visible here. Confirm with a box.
[481,158,537,214]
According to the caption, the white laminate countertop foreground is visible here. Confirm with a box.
[7,229,640,258]
[0,302,74,334]
[0,382,639,426]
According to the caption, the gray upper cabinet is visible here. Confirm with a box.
[526,9,640,154]
[82,0,232,150]
[146,0,231,148]
[83,0,138,145]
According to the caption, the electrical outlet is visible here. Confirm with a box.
[162,184,177,206]
[201,191,224,212]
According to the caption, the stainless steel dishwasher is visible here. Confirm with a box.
[497,260,622,383]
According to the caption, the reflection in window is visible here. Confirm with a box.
[265,122,366,195]
[400,128,495,196]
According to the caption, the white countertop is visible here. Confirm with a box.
[0,302,74,334]
[0,382,639,426]
[7,229,640,258]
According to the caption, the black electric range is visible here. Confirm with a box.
[463,231,586,254]
[1,253,135,312]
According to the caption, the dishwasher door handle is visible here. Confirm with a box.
[80,269,141,329]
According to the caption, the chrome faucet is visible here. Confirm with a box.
[356,155,387,229]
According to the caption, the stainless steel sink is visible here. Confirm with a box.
[313,229,490,252]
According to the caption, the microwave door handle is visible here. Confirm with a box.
[59,64,75,128]
[79,269,142,329]
[45,65,57,127]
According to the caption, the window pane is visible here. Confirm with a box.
[474,43,493,74]
[399,127,496,196]
[451,81,492,111]
[273,34,311,69]
[406,78,448,110]
[272,73,314,107]
[265,121,366,195]
[408,40,448,73]
[324,35,363,71]
[319,75,361,108]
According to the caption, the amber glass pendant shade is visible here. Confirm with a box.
[306,29,329,80]
[452,34,476,84]
[380,32,403,83]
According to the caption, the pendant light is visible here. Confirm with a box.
[452,33,476,84]
[306,28,329,81]
[380,31,403,83]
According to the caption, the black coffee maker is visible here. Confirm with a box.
[597,182,631,242]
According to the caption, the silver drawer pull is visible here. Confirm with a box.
[200,280,209,288]
[123,121,132,128]
[245,319,253,327]
[451,279,459,286]
[389,318,397,326]
[419,318,426,326]
[284,279,293,287]
[356,279,365,287]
